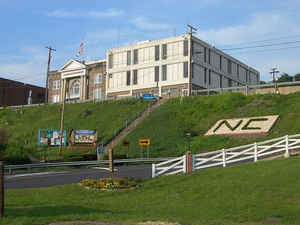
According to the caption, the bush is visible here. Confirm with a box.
[81,177,139,190]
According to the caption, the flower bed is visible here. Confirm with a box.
[81,177,141,190]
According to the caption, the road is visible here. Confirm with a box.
[5,165,152,189]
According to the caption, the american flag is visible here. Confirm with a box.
[76,42,84,57]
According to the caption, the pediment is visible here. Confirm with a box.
[59,59,86,72]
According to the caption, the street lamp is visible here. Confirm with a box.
[270,68,280,94]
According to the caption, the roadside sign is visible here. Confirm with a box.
[97,147,105,155]
[139,138,150,146]
[123,140,130,147]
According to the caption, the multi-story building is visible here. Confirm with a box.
[0,77,45,106]
[48,59,106,103]
[106,34,260,98]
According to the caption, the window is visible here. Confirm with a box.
[183,40,189,56]
[183,62,188,78]
[162,44,167,60]
[228,60,232,74]
[155,66,159,82]
[204,68,207,84]
[109,74,113,78]
[127,51,131,65]
[220,75,223,88]
[133,49,138,64]
[208,70,211,85]
[70,80,80,98]
[52,94,60,103]
[204,48,207,63]
[133,70,138,85]
[126,71,131,86]
[208,49,211,64]
[155,45,160,61]
[162,65,167,81]
[53,80,60,90]
[220,55,222,70]
[229,79,232,87]
[237,64,240,80]
[94,73,102,84]
[108,54,113,69]
[93,88,101,100]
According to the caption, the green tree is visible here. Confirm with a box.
[0,128,8,154]
[294,73,300,81]
[277,73,293,83]
[260,80,267,84]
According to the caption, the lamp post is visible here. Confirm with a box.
[270,68,280,94]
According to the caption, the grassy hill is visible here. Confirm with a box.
[114,92,300,158]
[4,156,300,225]
[0,99,149,164]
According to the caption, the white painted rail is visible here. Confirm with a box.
[152,134,300,178]
[152,155,186,178]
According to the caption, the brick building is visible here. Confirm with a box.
[48,59,106,103]
[0,77,45,106]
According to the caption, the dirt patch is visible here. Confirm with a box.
[264,217,281,223]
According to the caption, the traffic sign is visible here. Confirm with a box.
[139,138,150,146]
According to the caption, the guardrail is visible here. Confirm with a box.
[4,157,175,173]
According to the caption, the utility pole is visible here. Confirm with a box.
[45,46,56,104]
[58,80,68,156]
[187,24,197,96]
[270,68,280,94]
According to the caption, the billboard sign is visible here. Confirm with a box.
[38,129,66,146]
[74,130,96,144]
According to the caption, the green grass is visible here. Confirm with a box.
[115,92,300,158]
[3,157,300,225]
[0,98,149,163]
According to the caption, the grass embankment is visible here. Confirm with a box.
[4,157,300,225]
[115,92,300,158]
[0,99,149,164]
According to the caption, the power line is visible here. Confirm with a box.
[221,40,300,51]
[229,45,300,54]
[220,34,300,47]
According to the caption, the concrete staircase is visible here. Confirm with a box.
[105,98,167,150]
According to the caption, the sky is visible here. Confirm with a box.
[0,0,300,87]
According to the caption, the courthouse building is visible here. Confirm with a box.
[48,59,106,103]
[48,34,260,103]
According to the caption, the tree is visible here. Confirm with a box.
[260,81,267,84]
[277,73,293,83]
[0,128,7,153]
[294,73,300,81]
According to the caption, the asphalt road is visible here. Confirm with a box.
[5,164,152,189]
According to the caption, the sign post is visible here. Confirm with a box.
[123,140,130,159]
[0,162,4,217]
[108,149,114,180]
[139,138,151,158]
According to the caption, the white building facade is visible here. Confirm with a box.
[106,34,260,98]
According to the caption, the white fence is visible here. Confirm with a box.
[152,134,300,178]
[152,155,186,178]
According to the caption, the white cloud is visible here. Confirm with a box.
[46,8,124,19]
[130,16,172,30]
[197,12,300,46]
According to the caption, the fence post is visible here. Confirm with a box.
[254,142,258,162]
[245,85,248,96]
[222,149,226,167]
[284,135,290,158]
[0,162,4,217]
[152,163,155,178]
[185,151,192,174]
[183,155,187,173]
